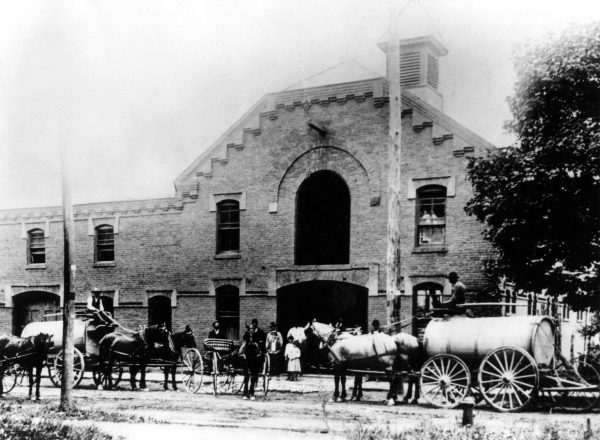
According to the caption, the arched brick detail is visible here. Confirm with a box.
[274,147,378,208]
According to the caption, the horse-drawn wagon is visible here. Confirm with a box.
[307,312,599,412]
[419,315,600,412]
[203,337,270,397]
[20,314,205,393]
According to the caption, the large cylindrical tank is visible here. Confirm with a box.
[21,320,86,354]
[423,315,554,366]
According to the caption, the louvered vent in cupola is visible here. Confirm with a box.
[400,52,421,87]
[427,53,439,89]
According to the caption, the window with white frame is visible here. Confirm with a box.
[27,228,45,264]
[216,200,240,253]
[416,185,446,246]
[95,224,115,262]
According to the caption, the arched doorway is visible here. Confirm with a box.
[412,282,444,338]
[216,285,240,339]
[277,281,368,336]
[148,296,172,331]
[12,291,61,336]
[277,281,368,368]
[295,171,350,265]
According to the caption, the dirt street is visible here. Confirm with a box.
[4,373,598,440]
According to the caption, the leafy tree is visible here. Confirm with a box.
[465,22,600,311]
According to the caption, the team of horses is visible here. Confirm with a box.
[0,317,424,405]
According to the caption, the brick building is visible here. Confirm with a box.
[0,34,496,339]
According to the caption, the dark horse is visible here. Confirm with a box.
[0,333,53,400]
[99,324,175,390]
[162,325,197,391]
[307,321,423,405]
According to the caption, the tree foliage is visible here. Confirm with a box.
[465,22,600,309]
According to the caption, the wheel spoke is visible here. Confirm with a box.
[512,379,535,389]
[486,361,505,377]
[447,361,459,378]
[507,386,514,409]
[511,385,524,407]
[492,353,507,374]
[513,363,534,377]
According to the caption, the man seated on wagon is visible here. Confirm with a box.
[85,289,115,326]
[430,272,468,317]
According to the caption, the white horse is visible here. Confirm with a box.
[307,321,423,405]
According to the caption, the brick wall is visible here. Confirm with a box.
[0,86,495,336]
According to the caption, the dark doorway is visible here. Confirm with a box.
[412,282,443,339]
[277,281,368,337]
[295,171,350,265]
[216,285,240,339]
[148,296,172,332]
[101,296,115,319]
[12,291,61,336]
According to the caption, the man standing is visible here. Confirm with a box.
[266,322,283,377]
[249,318,267,351]
[208,321,222,339]
[431,272,466,314]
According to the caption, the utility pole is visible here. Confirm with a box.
[386,0,403,326]
[59,130,76,411]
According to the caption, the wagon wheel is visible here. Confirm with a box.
[420,354,471,408]
[48,348,86,388]
[211,352,233,395]
[180,348,204,393]
[1,364,19,394]
[552,360,600,412]
[478,346,538,412]
[93,363,123,389]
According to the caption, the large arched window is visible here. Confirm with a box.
[216,285,239,339]
[295,171,350,265]
[95,225,114,262]
[216,200,240,253]
[416,185,447,246]
[27,229,45,264]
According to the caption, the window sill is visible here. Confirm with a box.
[214,251,241,260]
[93,261,115,268]
[26,264,46,270]
[412,246,448,254]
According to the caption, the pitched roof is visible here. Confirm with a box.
[284,60,381,91]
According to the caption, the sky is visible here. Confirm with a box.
[0,0,598,210]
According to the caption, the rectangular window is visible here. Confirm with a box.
[217,201,240,253]
[28,229,45,264]
[96,226,115,262]
[417,192,446,246]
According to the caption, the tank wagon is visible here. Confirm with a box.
[418,315,599,412]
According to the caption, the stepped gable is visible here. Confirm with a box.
[174,68,495,192]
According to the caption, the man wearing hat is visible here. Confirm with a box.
[86,288,112,324]
[266,322,283,377]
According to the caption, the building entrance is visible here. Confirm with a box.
[12,291,61,336]
[276,280,368,338]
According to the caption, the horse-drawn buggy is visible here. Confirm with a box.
[307,312,599,412]
[203,336,270,398]
[19,313,205,393]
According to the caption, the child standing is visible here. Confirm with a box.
[284,335,301,381]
